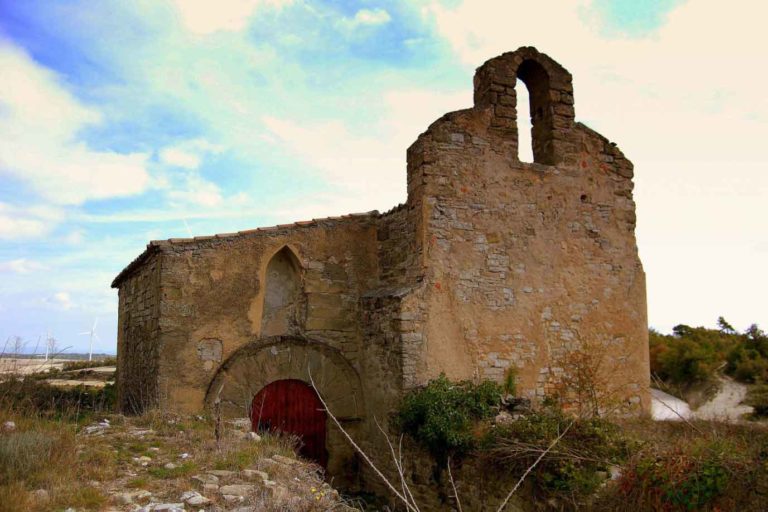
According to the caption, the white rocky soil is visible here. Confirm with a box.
[652,374,754,422]
[693,375,753,421]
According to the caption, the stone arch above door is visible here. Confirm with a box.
[205,335,364,421]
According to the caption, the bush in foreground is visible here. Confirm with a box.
[397,374,501,464]
[597,420,768,512]
[484,407,631,506]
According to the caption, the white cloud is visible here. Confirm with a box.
[159,147,201,169]
[351,8,392,26]
[0,258,47,274]
[263,115,404,212]
[170,0,294,35]
[261,88,468,214]
[0,202,60,240]
[425,0,768,331]
[62,229,86,245]
[0,41,151,205]
[45,292,74,311]
[0,214,49,240]
[168,175,224,207]
[158,138,225,170]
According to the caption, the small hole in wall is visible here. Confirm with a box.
[580,194,589,203]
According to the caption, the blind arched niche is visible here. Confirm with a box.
[261,247,302,336]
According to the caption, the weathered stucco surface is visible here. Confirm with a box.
[113,46,650,489]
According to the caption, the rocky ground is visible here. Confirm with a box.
[2,412,358,512]
[651,374,757,422]
[693,375,753,421]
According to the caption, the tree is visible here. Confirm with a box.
[717,316,736,334]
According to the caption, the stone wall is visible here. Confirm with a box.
[113,45,650,498]
[405,46,649,411]
[115,250,163,413]
[138,214,380,413]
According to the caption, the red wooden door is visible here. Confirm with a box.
[251,379,328,468]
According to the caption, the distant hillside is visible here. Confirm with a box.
[650,317,768,417]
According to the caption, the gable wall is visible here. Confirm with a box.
[149,217,380,413]
[403,48,650,411]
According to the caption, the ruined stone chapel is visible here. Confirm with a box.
[112,47,650,478]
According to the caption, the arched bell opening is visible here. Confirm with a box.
[516,59,555,165]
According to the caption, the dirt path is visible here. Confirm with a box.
[651,388,692,420]
[693,375,753,421]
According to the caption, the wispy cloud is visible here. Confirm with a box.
[347,8,392,27]
[158,138,225,170]
[0,259,47,274]
[169,0,294,35]
[0,202,62,240]
[0,0,765,350]
[0,41,151,206]
[44,292,75,311]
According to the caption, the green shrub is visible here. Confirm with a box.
[745,384,768,417]
[654,336,720,385]
[397,374,501,463]
[621,447,729,511]
[650,320,768,388]
[62,357,117,371]
[485,408,630,502]
[0,378,115,420]
[727,346,768,383]
[502,368,517,396]
[597,420,768,512]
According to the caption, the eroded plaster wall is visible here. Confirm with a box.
[148,215,380,413]
[404,47,649,411]
[260,247,302,336]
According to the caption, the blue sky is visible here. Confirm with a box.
[1,0,766,354]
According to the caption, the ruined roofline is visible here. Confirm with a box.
[112,45,604,290]
[110,210,381,289]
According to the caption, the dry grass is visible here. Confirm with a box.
[0,408,111,512]
[594,418,768,512]
[0,405,356,511]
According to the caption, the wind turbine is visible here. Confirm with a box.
[79,318,99,362]
[45,330,49,360]
[44,329,55,361]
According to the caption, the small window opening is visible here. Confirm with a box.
[516,59,555,165]
[516,78,534,163]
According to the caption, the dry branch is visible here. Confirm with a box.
[495,420,575,512]
[308,368,419,512]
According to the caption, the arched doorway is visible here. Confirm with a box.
[251,379,328,468]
